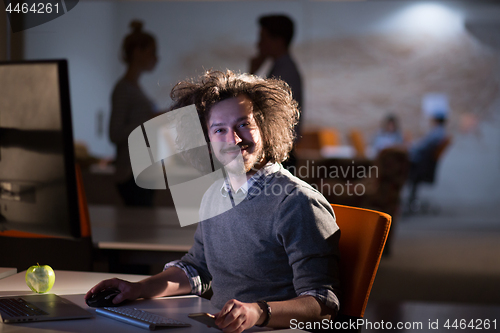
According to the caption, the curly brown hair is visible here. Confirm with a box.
[170,70,300,165]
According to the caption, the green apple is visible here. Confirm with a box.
[25,263,55,293]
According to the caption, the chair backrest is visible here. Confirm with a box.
[433,136,452,161]
[296,130,321,150]
[331,204,391,318]
[412,135,452,184]
[74,164,92,238]
[319,128,341,147]
[348,129,366,158]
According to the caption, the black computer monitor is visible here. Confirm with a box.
[0,60,81,239]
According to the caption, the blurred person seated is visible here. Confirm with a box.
[361,147,409,255]
[407,112,449,212]
[370,114,404,157]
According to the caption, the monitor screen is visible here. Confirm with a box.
[0,60,81,238]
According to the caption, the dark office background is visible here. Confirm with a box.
[2,0,500,323]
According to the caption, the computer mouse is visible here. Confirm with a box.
[86,288,121,307]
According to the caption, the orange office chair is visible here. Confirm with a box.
[331,204,391,319]
[0,165,93,272]
[319,128,341,147]
[348,129,366,158]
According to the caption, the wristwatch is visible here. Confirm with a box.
[256,300,271,327]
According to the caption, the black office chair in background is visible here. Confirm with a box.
[406,136,452,215]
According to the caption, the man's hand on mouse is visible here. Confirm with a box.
[85,278,142,305]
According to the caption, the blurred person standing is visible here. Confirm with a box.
[249,14,303,172]
[109,20,160,206]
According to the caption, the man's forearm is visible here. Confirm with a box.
[263,295,336,328]
[137,267,191,299]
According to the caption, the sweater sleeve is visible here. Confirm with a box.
[177,223,213,295]
[274,187,341,311]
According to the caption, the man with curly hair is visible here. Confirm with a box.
[87,70,340,332]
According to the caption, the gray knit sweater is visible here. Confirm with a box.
[179,165,341,310]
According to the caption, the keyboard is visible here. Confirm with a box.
[0,298,48,318]
[96,307,191,330]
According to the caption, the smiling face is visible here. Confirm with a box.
[207,95,266,176]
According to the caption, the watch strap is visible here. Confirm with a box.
[256,300,271,327]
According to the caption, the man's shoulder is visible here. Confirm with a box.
[270,168,337,234]
[274,53,298,67]
[422,126,446,147]
[272,53,300,73]
[270,167,327,200]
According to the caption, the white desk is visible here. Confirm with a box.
[89,205,197,252]
[0,270,303,332]
[0,268,16,280]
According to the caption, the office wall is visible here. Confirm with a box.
[111,1,500,137]
[425,100,500,207]
[22,0,500,207]
[113,1,306,107]
[23,1,119,157]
